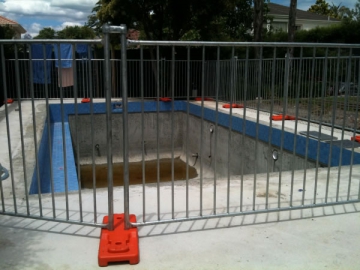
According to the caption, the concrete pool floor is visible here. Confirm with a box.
[1,100,360,269]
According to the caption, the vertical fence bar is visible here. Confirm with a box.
[337,49,353,202]
[57,44,70,220]
[349,59,360,201]
[73,44,83,222]
[253,46,263,211]
[200,46,205,216]
[171,46,175,219]
[103,25,114,230]
[119,25,131,229]
[140,46,146,222]
[43,44,56,217]
[240,47,249,212]
[213,46,220,215]
[290,47,303,207]
[88,46,97,224]
[14,44,30,215]
[156,45,161,221]
[1,44,17,213]
[302,47,317,206]
[227,47,235,213]
[266,47,277,209]
[278,48,290,209]
[186,46,190,218]
[314,48,328,204]
[326,48,341,202]
[28,42,43,216]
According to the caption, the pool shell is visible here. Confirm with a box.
[30,100,360,194]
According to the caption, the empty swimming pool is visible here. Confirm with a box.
[29,100,360,195]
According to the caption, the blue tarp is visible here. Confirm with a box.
[31,44,53,84]
[76,44,90,58]
[53,44,72,68]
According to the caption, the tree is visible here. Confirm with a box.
[34,27,56,39]
[91,0,253,41]
[57,26,95,39]
[0,25,16,39]
[288,0,297,45]
[308,0,353,20]
[253,0,264,43]
[34,26,95,39]
[308,0,330,16]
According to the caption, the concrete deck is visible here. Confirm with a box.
[1,100,360,270]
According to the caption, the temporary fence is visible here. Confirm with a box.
[1,24,360,265]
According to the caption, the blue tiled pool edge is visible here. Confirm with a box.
[30,101,360,194]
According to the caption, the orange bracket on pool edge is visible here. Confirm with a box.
[159,97,172,102]
[195,97,214,101]
[351,136,360,143]
[6,99,14,104]
[98,214,139,267]
[222,103,244,109]
[271,114,296,121]
[81,98,90,103]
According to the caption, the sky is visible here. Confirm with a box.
[0,0,357,38]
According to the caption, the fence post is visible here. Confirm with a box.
[102,24,114,231]
[120,24,131,230]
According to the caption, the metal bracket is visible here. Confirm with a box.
[0,163,9,181]
[102,24,127,34]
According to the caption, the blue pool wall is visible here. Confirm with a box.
[30,101,360,194]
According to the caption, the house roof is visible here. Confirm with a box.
[0,15,26,34]
[268,3,340,22]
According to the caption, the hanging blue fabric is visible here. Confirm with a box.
[53,44,72,68]
[76,44,91,59]
[31,44,53,84]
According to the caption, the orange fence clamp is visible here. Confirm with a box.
[6,99,14,104]
[351,136,360,143]
[195,97,214,101]
[271,114,296,121]
[222,103,244,109]
[98,214,139,267]
[81,98,91,103]
[159,97,172,102]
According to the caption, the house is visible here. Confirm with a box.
[0,15,26,39]
[268,3,340,32]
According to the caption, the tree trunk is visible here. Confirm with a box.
[288,0,297,56]
[286,0,297,114]
[253,0,264,58]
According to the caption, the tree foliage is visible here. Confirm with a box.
[265,19,360,45]
[34,27,56,39]
[308,0,360,21]
[90,0,254,41]
[0,25,16,39]
[308,0,331,16]
[34,26,95,39]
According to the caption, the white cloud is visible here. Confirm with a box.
[0,0,98,36]
[0,0,97,23]
[55,21,83,31]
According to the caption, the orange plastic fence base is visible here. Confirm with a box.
[271,114,296,121]
[222,103,244,108]
[98,214,139,267]
[81,98,90,103]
